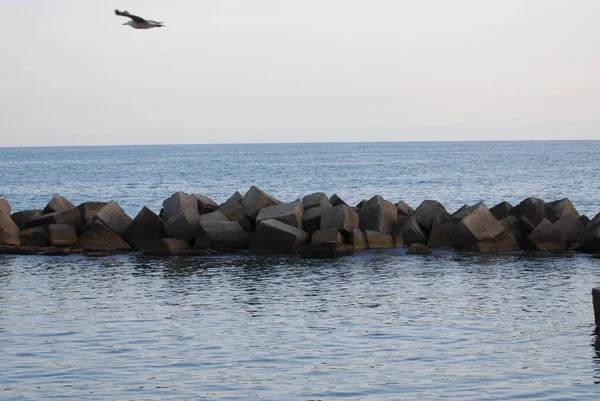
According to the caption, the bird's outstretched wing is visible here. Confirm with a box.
[115,9,148,23]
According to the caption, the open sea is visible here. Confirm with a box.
[1,141,600,400]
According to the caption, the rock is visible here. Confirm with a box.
[123,207,168,249]
[579,215,591,228]
[500,215,529,242]
[251,219,309,254]
[217,201,247,222]
[511,197,545,219]
[471,234,519,252]
[547,198,580,218]
[525,218,568,253]
[25,207,82,230]
[76,231,116,252]
[256,201,303,229]
[0,229,19,246]
[394,217,428,245]
[407,243,432,255]
[490,201,513,220]
[311,228,344,244]
[93,201,132,237]
[199,211,229,223]
[162,192,199,222]
[77,202,107,226]
[359,198,398,235]
[193,193,219,214]
[164,208,201,242]
[195,221,250,250]
[46,224,77,247]
[0,196,10,215]
[329,194,347,207]
[241,186,280,220]
[552,214,585,244]
[0,210,19,236]
[453,202,504,250]
[520,201,559,232]
[10,210,43,230]
[85,220,131,250]
[18,226,49,246]
[321,204,359,235]
[42,193,75,214]
[348,229,367,250]
[411,200,449,231]
[569,217,600,254]
[452,204,472,219]
[395,201,414,216]
[298,242,355,258]
[364,230,393,249]
[223,191,244,205]
[302,203,333,234]
[302,192,329,210]
[428,215,459,248]
[143,238,193,256]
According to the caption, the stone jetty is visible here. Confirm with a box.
[1,189,599,258]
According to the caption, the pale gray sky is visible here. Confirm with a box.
[1,1,599,146]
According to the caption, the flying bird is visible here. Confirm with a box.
[115,10,164,29]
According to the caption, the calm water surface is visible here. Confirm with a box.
[1,251,600,400]
[2,141,600,400]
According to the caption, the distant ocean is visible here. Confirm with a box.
[2,141,600,401]
[1,141,600,217]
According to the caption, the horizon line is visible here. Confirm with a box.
[1,138,599,149]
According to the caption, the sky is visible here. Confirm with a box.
[0,0,599,146]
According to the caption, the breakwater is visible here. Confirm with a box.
[1,187,599,257]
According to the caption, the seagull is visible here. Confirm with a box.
[115,10,164,29]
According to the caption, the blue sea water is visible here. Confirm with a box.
[1,141,600,400]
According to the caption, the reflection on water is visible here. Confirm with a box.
[1,251,600,400]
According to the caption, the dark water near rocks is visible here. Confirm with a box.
[1,141,600,400]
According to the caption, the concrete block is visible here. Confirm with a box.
[11,210,43,230]
[251,219,309,254]
[123,207,168,249]
[303,203,332,234]
[471,234,519,252]
[302,192,329,210]
[359,199,398,235]
[396,200,414,216]
[329,194,347,207]
[77,201,107,226]
[143,238,193,256]
[162,192,199,222]
[256,201,303,229]
[348,229,367,250]
[411,200,449,231]
[164,208,200,242]
[407,243,432,255]
[311,228,343,244]
[453,202,504,250]
[217,201,247,222]
[25,207,82,230]
[84,220,131,250]
[46,224,77,247]
[0,229,19,246]
[93,201,132,237]
[195,221,250,250]
[365,230,393,249]
[0,196,10,215]
[501,215,529,241]
[428,215,459,248]
[394,217,427,245]
[18,226,49,246]
[42,193,75,214]
[547,198,580,218]
[241,186,280,220]
[0,210,19,236]
[490,201,513,220]
[298,242,355,259]
[321,204,359,235]
[193,193,219,214]
[525,218,568,253]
